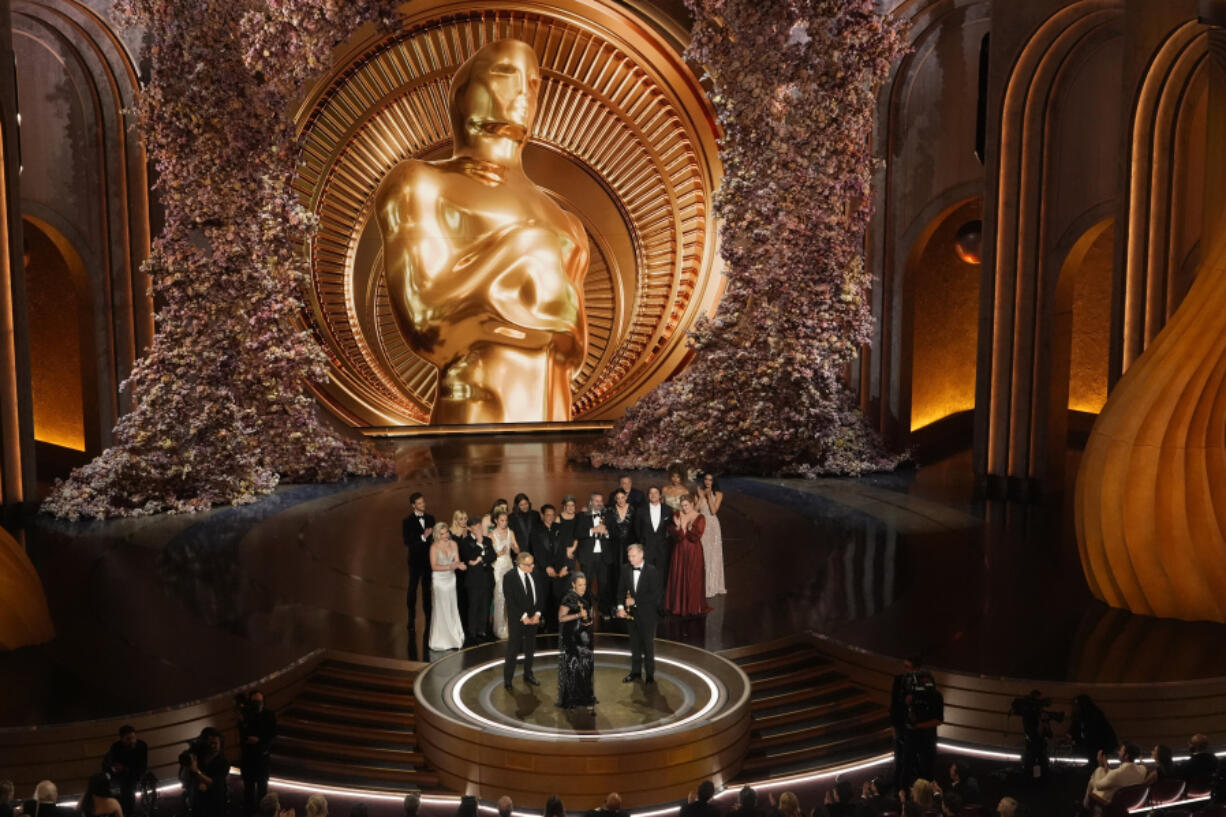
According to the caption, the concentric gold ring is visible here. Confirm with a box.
[294,0,722,426]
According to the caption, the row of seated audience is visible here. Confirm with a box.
[0,731,1222,817]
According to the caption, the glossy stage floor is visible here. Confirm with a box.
[6,432,1226,726]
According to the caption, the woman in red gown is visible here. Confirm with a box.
[666,495,711,616]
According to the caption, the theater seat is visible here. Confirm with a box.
[1103,784,1150,817]
[1148,779,1187,806]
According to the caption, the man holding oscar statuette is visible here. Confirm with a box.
[616,544,661,683]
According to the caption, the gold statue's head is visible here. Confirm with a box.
[449,40,541,151]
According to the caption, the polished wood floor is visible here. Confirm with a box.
[4,434,1226,726]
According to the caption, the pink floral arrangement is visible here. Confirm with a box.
[42,0,399,519]
[588,0,907,477]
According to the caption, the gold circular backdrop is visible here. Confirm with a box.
[295,0,723,427]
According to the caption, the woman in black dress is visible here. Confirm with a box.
[556,572,596,713]
[609,489,636,564]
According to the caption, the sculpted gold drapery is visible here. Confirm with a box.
[293,1,723,428]
[376,40,589,424]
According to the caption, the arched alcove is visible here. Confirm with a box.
[905,198,982,450]
[22,217,94,459]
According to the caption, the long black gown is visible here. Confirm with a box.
[556,590,596,708]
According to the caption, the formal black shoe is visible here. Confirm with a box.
[622,674,641,683]
[524,675,541,686]
[504,682,513,691]
[644,676,655,684]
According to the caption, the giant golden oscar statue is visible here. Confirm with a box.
[375,39,589,425]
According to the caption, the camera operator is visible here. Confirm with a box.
[1009,690,1062,782]
[183,727,228,817]
[238,691,277,816]
[890,657,944,790]
[103,726,148,817]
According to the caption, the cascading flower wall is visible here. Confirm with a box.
[589,0,907,476]
[42,0,399,519]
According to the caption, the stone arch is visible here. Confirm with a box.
[12,0,150,452]
[973,0,1124,496]
[865,0,991,446]
[1116,21,1209,379]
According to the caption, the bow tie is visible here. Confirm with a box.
[632,567,641,572]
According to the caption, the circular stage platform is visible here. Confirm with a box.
[414,634,752,806]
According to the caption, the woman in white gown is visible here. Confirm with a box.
[428,522,466,651]
[695,472,726,596]
[489,509,520,640]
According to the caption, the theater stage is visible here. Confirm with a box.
[6,432,1226,728]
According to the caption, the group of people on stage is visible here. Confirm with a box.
[401,467,728,705]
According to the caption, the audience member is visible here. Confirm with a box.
[103,726,146,817]
[22,781,71,817]
[995,796,1019,817]
[239,690,277,817]
[543,796,565,817]
[186,728,229,817]
[2,781,15,817]
[944,761,980,805]
[1068,695,1118,767]
[812,781,857,817]
[680,781,720,817]
[497,796,514,817]
[1083,742,1146,811]
[1181,733,1217,788]
[586,793,627,817]
[258,793,293,817]
[77,775,121,817]
[305,796,327,817]
[903,779,935,816]
[938,793,962,817]
[1145,744,1176,783]
[456,797,477,817]
[403,793,421,817]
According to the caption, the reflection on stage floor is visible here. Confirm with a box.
[4,434,1226,725]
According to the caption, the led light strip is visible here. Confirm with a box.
[447,649,721,740]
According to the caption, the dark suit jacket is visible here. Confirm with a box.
[577,509,615,565]
[460,533,495,589]
[509,510,541,555]
[616,562,661,623]
[531,522,564,572]
[502,566,545,624]
[402,512,435,562]
[678,800,721,817]
[635,503,673,557]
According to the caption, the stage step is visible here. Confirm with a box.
[273,653,439,792]
[728,636,892,782]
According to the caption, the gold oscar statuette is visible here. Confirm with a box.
[375,39,590,425]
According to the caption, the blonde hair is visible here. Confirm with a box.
[451,510,468,528]
[432,521,450,540]
[910,779,935,808]
[34,781,57,803]
[306,795,328,817]
[777,792,800,817]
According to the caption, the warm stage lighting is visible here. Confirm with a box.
[954,220,983,264]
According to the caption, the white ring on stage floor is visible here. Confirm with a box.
[448,648,722,739]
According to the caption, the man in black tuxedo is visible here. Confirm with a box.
[635,486,673,596]
[402,492,435,635]
[531,504,565,631]
[510,493,542,556]
[502,551,545,689]
[461,515,496,643]
[577,492,617,616]
[611,475,645,509]
[616,544,661,683]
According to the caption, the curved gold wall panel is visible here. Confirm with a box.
[1075,244,1226,623]
[294,1,722,426]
